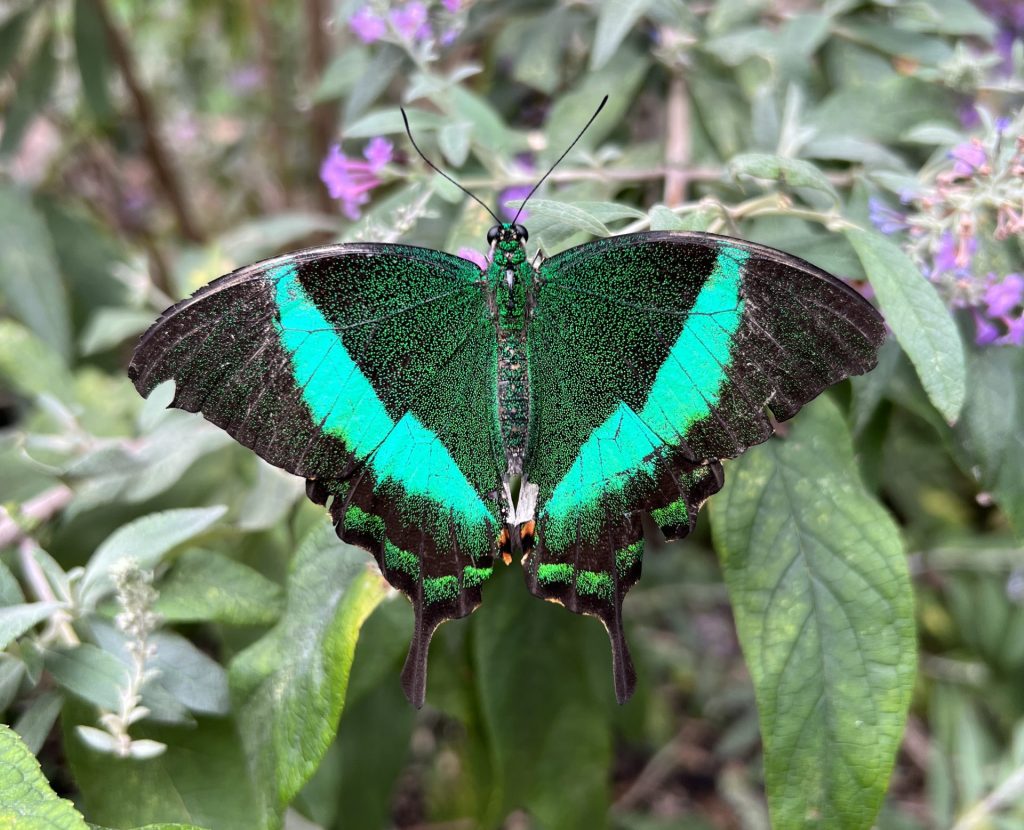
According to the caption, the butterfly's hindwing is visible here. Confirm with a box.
[524,232,885,701]
[129,244,504,707]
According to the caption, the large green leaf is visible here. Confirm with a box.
[0,187,71,362]
[0,601,64,651]
[229,521,388,814]
[63,700,266,830]
[154,548,284,625]
[710,397,916,830]
[730,153,839,201]
[0,724,88,830]
[73,0,112,121]
[956,348,1024,539]
[470,562,615,828]
[590,0,655,70]
[79,506,228,607]
[846,228,966,423]
[0,32,56,156]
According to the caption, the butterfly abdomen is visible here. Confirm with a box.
[497,331,529,473]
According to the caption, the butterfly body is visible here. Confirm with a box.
[129,225,884,707]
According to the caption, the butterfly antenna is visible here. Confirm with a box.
[401,108,502,225]
[512,94,609,225]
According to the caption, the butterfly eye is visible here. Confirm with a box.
[487,226,500,244]
[514,224,529,242]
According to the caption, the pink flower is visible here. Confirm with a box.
[319,138,393,220]
[350,6,387,43]
[390,1,430,40]
[457,247,490,270]
[442,0,460,11]
[363,136,393,170]
[950,139,987,177]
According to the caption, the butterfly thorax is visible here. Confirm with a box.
[488,236,533,476]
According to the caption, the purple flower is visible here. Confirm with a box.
[986,273,1024,316]
[390,1,430,40]
[229,65,265,93]
[457,247,489,270]
[499,184,532,222]
[320,139,392,220]
[1001,315,1024,346]
[933,232,959,273]
[996,115,1012,132]
[868,198,909,235]
[975,311,1001,345]
[363,136,393,170]
[442,0,460,10]
[950,139,988,176]
[350,6,387,43]
[959,102,981,129]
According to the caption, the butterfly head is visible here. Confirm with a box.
[487,222,529,255]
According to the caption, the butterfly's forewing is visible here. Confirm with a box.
[129,244,503,706]
[525,231,886,702]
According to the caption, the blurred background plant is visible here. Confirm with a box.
[0,0,1023,829]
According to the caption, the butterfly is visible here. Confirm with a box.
[128,100,885,708]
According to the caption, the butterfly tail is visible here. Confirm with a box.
[401,602,438,709]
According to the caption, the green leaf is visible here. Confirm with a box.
[590,0,655,70]
[846,228,966,423]
[44,644,124,711]
[79,307,154,355]
[79,506,228,607]
[730,153,838,200]
[344,107,446,139]
[0,32,56,156]
[956,348,1024,538]
[73,0,112,121]
[0,188,71,362]
[710,396,916,830]
[446,86,511,153]
[91,621,229,717]
[0,724,89,830]
[504,199,610,237]
[0,8,32,76]
[343,44,404,122]
[237,461,304,532]
[470,562,614,827]
[155,548,283,625]
[438,121,472,167]
[229,521,388,812]
[312,47,369,103]
[0,320,72,401]
[0,602,64,651]
[218,212,340,264]
[545,49,649,157]
[13,689,63,755]
[63,699,268,830]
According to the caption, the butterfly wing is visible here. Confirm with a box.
[524,231,885,702]
[129,244,503,706]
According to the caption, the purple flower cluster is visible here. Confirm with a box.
[869,116,1024,346]
[319,136,393,220]
[975,274,1024,346]
[973,0,1024,71]
[349,1,462,46]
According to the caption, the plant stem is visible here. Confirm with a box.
[92,0,203,243]
[952,763,1024,830]
[17,538,79,647]
[305,0,336,211]
[663,74,690,206]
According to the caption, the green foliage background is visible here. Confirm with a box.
[0,1,1022,828]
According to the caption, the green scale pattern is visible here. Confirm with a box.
[129,227,885,707]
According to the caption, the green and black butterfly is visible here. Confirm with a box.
[129,101,885,707]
